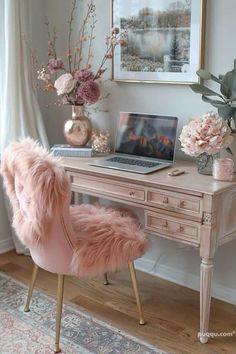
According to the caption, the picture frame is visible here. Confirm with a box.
[111,0,206,84]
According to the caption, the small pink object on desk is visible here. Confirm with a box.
[213,158,234,181]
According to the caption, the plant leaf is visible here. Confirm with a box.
[191,84,222,97]
[196,69,222,84]
[202,95,226,108]
[218,106,236,119]
[210,74,222,84]
[225,96,236,103]
[221,69,236,98]
[196,69,211,80]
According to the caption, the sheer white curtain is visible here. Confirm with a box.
[0,0,49,253]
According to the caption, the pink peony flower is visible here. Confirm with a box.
[54,73,76,96]
[73,68,94,81]
[77,80,100,104]
[179,112,233,156]
[47,58,64,72]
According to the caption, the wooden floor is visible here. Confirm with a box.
[0,251,235,354]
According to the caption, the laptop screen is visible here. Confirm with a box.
[115,112,178,161]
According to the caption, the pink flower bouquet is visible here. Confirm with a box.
[179,112,233,157]
[37,0,126,106]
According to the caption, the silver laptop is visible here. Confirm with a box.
[90,112,178,174]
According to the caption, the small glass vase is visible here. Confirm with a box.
[64,105,92,147]
[197,152,217,175]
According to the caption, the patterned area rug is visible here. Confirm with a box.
[0,272,167,354]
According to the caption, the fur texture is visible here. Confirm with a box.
[70,204,148,277]
[1,138,71,246]
[1,138,148,277]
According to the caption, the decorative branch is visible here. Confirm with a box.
[94,29,127,80]
[67,0,77,72]
[22,34,43,91]
[52,26,58,60]
[86,12,97,66]
[44,18,57,59]
[74,0,95,69]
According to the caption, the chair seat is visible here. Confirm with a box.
[69,204,147,278]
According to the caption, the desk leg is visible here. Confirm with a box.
[199,257,213,344]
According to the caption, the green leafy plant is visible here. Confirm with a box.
[190,60,236,132]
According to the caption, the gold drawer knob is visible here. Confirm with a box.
[163,197,169,204]
[129,191,135,196]
[179,200,185,208]
[179,225,184,232]
[162,221,168,228]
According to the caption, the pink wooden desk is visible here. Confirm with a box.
[62,157,236,343]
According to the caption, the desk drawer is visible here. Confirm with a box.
[145,211,200,244]
[146,189,201,217]
[70,173,145,202]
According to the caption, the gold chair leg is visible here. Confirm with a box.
[24,263,39,312]
[103,273,109,285]
[128,261,145,325]
[54,274,65,353]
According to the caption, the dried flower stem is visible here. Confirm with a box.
[93,44,115,79]
[86,14,97,66]
[44,18,57,59]
[75,0,94,69]
[22,34,41,91]
[68,0,77,72]
[93,31,127,79]
[52,26,57,59]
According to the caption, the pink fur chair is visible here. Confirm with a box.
[1,138,148,353]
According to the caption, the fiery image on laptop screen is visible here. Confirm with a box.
[116,112,178,161]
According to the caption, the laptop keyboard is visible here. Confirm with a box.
[107,156,161,168]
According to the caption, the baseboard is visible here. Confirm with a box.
[0,237,14,254]
[135,257,236,305]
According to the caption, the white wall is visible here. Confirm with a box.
[32,0,236,304]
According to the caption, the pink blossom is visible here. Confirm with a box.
[46,83,56,92]
[37,68,50,82]
[77,80,100,104]
[74,68,94,81]
[179,112,233,157]
[47,58,64,72]
[65,50,72,58]
[105,52,113,59]
[117,39,127,47]
[112,27,120,35]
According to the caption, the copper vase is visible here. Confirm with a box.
[64,105,92,147]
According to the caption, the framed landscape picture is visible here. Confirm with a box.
[111,0,206,84]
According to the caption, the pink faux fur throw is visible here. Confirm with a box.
[1,138,148,277]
